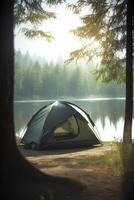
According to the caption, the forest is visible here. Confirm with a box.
[0,0,134,200]
[14,50,125,100]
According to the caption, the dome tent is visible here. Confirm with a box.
[21,101,101,150]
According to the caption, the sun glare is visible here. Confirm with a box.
[14,4,83,62]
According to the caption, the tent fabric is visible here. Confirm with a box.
[21,101,101,149]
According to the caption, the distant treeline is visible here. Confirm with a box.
[14,50,125,99]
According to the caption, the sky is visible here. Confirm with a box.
[14,4,83,63]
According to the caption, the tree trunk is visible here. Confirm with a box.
[0,0,17,163]
[123,0,133,145]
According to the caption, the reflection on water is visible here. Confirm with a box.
[14,99,134,141]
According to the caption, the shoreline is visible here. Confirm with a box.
[14,97,126,103]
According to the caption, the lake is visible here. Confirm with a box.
[14,98,134,141]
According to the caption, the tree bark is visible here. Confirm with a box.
[0,0,17,161]
[123,0,133,145]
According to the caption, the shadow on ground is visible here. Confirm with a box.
[19,144,100,157]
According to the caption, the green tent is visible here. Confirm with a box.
[21,101,101,150]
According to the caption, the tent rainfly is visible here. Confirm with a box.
[21,101,101,150]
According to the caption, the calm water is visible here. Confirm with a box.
[14,98,134,141]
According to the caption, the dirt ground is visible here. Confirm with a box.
[19,143,123,200]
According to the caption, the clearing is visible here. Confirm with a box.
[19,143,123,200]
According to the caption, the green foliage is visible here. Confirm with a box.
[21,28,54,41]
[14,0,60,41]
[67,0,127,83]
[14,0,56,25]
[93,61,126,83]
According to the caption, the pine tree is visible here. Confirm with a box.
[67,0,133,145]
